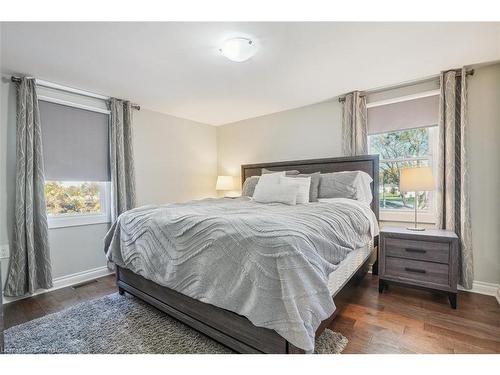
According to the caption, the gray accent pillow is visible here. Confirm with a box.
[261,168,300,176]
[242,176,260,197]
[318,172,358,200]
[287,172,321,202]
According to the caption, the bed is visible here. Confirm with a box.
[108,155,379,354]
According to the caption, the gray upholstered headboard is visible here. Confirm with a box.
[241,155,379,220]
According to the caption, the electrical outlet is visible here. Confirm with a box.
[0,244,10,259]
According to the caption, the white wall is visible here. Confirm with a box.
[133,109,217,206]
[217,64,500,286]
[217,99,343,177]
[0,78,218,294]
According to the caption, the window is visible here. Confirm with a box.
[39,98,111,228]
[369,127,437,223]
[45,181,110,228]
[46,181,103,215]
[367,91,439,223]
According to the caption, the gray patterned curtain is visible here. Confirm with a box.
[109,98,136,221]
[436,68,473,289]
[341,91,367,156]
[4,78,52,297]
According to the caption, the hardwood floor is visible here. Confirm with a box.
[4,276,116,330]
[3,273,499,353]
[329,276,500,353]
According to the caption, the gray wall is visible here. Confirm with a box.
[217,63,500,286]
[1,77,17,287]
[467,63,500,285]
[0,78,218,290]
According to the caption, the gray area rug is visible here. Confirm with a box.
[5,293,347,354]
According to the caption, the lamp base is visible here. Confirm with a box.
[406,226,426,231]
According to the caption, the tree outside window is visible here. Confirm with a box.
[369,127,435,212]
[45,181,102,216]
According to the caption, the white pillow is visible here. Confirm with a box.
[253,171,285,197]
[253,184,299,205]
[355,172,374,205]
[279,176,311,204]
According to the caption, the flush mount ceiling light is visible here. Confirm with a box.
[219,37,257,62]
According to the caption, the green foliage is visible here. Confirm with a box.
[45,181,101,215]
[369,128,431,210]
[370,128,429,159]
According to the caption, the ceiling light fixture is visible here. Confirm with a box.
[219,37,257,62]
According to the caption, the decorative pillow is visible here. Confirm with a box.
[279,176,311,204]
[318,171,373,204]
[253,184,299,205]
[253,171,286,198]
[241,176,260,197]
[262,168,300,176]
[287,172,320,202]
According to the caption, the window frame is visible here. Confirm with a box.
[368,125,438,224]
[39,91,112,229]
[46,181,111,229]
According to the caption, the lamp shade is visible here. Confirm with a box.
[400,167,435,192]
[216,176,235,191]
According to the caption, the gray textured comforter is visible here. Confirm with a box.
[104,197,374,351]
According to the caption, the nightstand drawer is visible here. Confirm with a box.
[385,237,450,264]
[384,257,449,286]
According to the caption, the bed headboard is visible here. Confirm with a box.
[241,155,379,220]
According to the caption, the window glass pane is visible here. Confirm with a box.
[45,181,102,215]
[369,127,430,159]
[379,160,430,210]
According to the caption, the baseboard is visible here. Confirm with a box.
[458,280,500,300]
[2,265,113,304]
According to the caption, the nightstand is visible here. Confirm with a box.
[379,227,459,309]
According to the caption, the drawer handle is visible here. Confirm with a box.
[405,267,426,274]
[405,248,427,254]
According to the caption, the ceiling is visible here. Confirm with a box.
[2,22,499,125]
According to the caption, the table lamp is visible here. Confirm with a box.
[216,175,235,197]
[399,166,435,231]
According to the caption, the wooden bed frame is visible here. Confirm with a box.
[116,155,379,354]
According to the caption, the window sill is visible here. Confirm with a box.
[379,210,436,224]
[48,214,111,229]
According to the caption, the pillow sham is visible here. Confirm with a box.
[257,171,285,185]
[261,168,300,176]
[318,171,373,204]
[253,171,286,198]
[241,176,259,197]
[279,176,311,204]
[286,172,320,202]
[253,183,299,205]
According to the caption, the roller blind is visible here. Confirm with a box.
[39,100,110,181]
[367,94,439,135]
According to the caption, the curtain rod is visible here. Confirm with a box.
[10,76,141,111]
[338,69,474,103]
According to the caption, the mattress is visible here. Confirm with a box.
[328,240,374,296]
